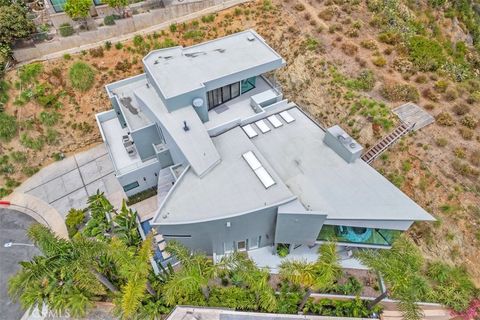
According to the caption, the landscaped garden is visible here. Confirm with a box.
[8,192,479,319]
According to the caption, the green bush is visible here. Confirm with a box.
[303,297,381,317]
[0,80,10,111]
[59,23,74,37]
[45,128,59,145]
[115,42,123,50]
[69,62,95,91]
[201,14,215,23]
[39,111,60,126]
[277,244,289,257]
[65,208,86,238]
[20,133,44,150]
[104,15,115,25]
[126,188,157,205]
[22,166,39,176]
[18,63,42,84]
[169,23,177,33]
[183,30,205,40]
[407,36,446,71]
[345,69,375,91]
[10,151,27,163]
[0,112,17,141]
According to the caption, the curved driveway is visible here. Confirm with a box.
[0,209,39,320]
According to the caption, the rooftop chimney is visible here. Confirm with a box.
[324,125,363,163]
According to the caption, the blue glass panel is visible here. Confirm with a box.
[317,225,401,246]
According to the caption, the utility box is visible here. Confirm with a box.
[324,125,363,163]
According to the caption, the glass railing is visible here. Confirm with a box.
[317,224,402,246]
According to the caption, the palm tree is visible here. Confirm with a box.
[8,224,117,317]
[219,252,277,312]
[162,241,216,306]
[355,235,427,320]
[113,200,141,247]
[109,234,155,319]
[279,241,341,312]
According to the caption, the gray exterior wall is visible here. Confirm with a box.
[117,159,161,197]
[275,212,327,245]
[109,96,128,129]
[157,206,279,255]
[131,124,163,161]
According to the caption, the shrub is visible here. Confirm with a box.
[63,53,71,60]
[104,15,115,25]
[443,88,457,101]
[69,62,95,91]
[434,80,449,93]
[22,166,39,176]
[277,244,289,257]
[380,82,419,102]
[65,208,86,237]
[415,74,428,83]
[59,23,74,37]
[104,41,112,50]
[19,63,42,84]
[303,297,381,317]
[39,111,60,126]
[0,112,17,141]
[303,37,324,52]
[126,188,157,205]
[372,55,387,67]
[45,128,59,145]
[20,133,44,150]
[115,42,123,50]
[340,42,358,55]
[460,115,477,129]
[169,23,177,33]
[201,14,215,22]
[452,160,479,177]
[360,39,377,50]
[183,30,205,40]
[318,7,335,21]
[89,47,104,58]
[294,3,305,11]
[407,36,446,71]
[459,127,473,140]
[452,103,470,116]
[10,151,27,163]
[470,151,480,167]
[378,31,400,45]
[133,34,144,47]
[435,137,448,147]
[345,69,375,91]
[422,88,439,102]
[436,112,455,126]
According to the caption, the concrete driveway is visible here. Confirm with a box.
[0,209,40,320]
[16,144,125,218]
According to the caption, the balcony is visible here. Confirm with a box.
[317,225,402,247]
[205,76,282,130]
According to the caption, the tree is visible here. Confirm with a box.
[113,200,141,247]
[0,3,35,45]
[279,242,341,312]
[162,241,216,306]
[218,252,277,312]
[64,0,91,28]
[356,235,429,320]
[103,0,129,17]
[109,235,155,318]
[8,224,116,317]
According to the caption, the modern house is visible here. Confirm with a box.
[95,30,434,260]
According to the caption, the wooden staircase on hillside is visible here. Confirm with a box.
[361,122,414,164]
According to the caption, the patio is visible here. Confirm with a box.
[205,76,280,129]
[247,244,368,273]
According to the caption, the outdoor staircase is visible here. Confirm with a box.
[361,122,413,164]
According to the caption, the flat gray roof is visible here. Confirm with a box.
[153,126,294,224]
[108,74,153,131]
[135,85,221,177]
[250,107,434,222]
[143,29,284,98]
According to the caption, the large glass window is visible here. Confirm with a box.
[317,225,402,246]
[207,82,240,110]
[50,0,67,12]
[241,77,256,94]
[123,181,139,192]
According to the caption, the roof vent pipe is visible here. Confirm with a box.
[183,121,190,132]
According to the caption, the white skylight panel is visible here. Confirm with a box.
[267,115,283,128]
[254,167,275,188]
[242,151,262,170]
[255,120,271,133]
[279,110,295,123]
[242,124,258,138]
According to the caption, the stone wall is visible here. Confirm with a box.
[14,0,247,62]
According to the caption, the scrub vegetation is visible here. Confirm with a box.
[1,0,480,314]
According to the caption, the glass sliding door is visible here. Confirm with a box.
[206,82,241,110]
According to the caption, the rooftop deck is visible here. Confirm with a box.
[108,75,153,131]
[205,76,278,130]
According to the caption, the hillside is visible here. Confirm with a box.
[0,0,479,287]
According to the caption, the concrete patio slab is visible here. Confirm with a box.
[79,154,114,185]
[50,188,90,218]
[248,245,367,273]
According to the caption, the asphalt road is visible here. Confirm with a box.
[0,209,40,320]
